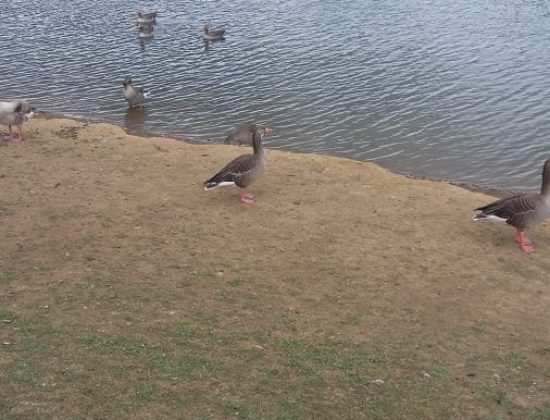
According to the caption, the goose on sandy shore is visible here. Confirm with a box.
[224,123,273,146]
[137,12,157,23]
[0,100,35,142]
[204,125,267,204]
[122,77,148,108]
[202,24,225,41]
[473,159,550,253]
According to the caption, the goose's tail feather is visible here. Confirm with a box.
[473,212,486,221]
[472,211,507,222]
[204,180,236,190]
[204,171,237,190]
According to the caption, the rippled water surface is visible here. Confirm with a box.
[2,0,550,190]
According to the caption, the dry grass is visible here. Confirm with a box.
[1,118,549,419]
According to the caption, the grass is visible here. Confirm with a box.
[1,266,549,420]
[2,118,550,418]
[3,296,547,420]
[0,270,16,285]
[2,287,549,420]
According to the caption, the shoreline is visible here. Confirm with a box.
[35,111,510,198]
[2,116,549,418]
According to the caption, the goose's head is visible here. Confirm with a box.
[23,107,36,121]
[123,77,133,88]
[261,126,273,135]
[256,125,273,138]
[14,100,32,114]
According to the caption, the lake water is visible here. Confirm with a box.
[2,0,550,191]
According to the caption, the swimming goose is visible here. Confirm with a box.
[137,12,157,23]
[224,123,273,146]
[138,25,154,38]
[204,125,267,204]
[122,77,147,108]
[137,21,154,31]
[0,100,35,142]
[203,24,225,41]
[474,159,550,253]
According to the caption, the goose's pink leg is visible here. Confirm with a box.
[239,188,255,204]
[2,126,15,142]
[516,230,535,253]
[16,126,25,142]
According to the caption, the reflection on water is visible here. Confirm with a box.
[202,38,226,51]
[1,0,550,190]
[139,37,154,51]
[124,107,148,133]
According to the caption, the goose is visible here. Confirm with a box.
[137,21,154,31]
[474,159,550,253]
[122,77,147,108]
[138,26,154,38]
[224,123,273,146]
[0,100,35,142]
[204,125,268,204]
[203,24,225,41]
[137,12,157,23]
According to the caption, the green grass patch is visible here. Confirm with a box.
[0,269,16,284]
[1,284,548,419]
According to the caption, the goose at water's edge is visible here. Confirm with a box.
[0,100,35,142]
[204,125,268,204]
[122,77,148,108]
[224,123,273,146]
[474,159,550,253]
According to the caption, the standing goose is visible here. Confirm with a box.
[473,159,550,253]
[0,100,35,142]
[224,123,273,146]
[122,77,147,108]
[203,24,225,41]
[204,125,268,204]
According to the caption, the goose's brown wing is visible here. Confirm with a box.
[204,153,260,188]
[476,193,540,229]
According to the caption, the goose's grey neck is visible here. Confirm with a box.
[252,129,264,155]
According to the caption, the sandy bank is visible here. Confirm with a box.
[1,117,549,417]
